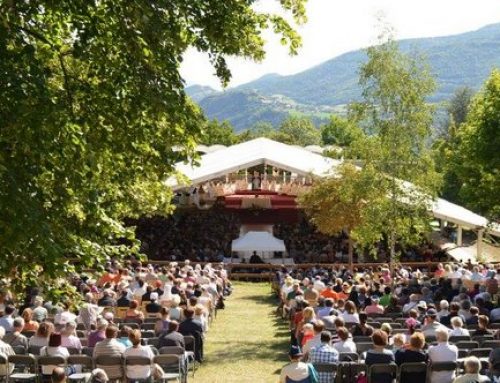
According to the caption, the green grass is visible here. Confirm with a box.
[192,282,290,383]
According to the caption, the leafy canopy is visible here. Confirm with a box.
[302,34,440,258]
[0,0,306,296]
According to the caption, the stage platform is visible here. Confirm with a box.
[223,257,295,265]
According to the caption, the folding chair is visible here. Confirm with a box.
[182,336,196,377]
[141,323,156,331]
[481,340,500,348]
[124,355,153,383]
[12,345,26,355]
[355,342,372,355]
[399,361,427,383]
[0,354,8,382]
[67,355,94,383]
[21,331,35,339]
[449,335,471,343]
[67,347,82,355]
[338,352,359,362]
[81,347,93,358]
[353,336,372,343]
[153,355,183,383]
[367,363,397,383]
[27,346,42,356]
[159,347,184,356]
[468,348,493,358]
[313,363,337,383]
[141,331,156,339]
[8,354,38,382]
[36,355,67,382]
[429,361,457,381]
[145,338,160,348]
[337,361,367,382]
[94,355,124,382]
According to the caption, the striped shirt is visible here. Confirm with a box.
[93,339,126,379]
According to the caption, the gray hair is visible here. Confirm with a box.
[436,328,449,342]
[464,356,481,374]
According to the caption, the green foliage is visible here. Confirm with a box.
[320,114,363,146]
[0,0,306,296]
[445,70,500,220]
[274,116,321,146]
[200,119,238,146]
[238,121,277,142]
[303,35,440,260]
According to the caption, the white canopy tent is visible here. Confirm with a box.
[231,231,286,253]
[168,138,500,251]
[167,137,339,188]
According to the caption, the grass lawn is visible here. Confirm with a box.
[192,281,289,383]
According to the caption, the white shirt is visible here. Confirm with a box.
[280,361,309,383]
[428,342,458,383]
[340,312,359,324]
[453,373,491,383]
[124,346,155,379]
[303,334,321,355]
[333,340,357,354]
[450,328,470,337]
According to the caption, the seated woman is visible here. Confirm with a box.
[125,300,144,323]
[21,308,39,332]
[124,329,162,382]
[352,312,374,337]
[450,317,470,337]
[29,321,55,350]
[154,307,170,336]
[395,332,427,383]
[40,333,72,377]
[474,315,493,336]
[364,330,395,383]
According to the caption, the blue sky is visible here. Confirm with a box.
[180,0,500,89]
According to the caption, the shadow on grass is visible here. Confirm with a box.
[206,339,290,363]
[240,294,280,306]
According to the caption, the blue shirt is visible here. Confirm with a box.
[309,343,339,383]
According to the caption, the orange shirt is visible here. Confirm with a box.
[320,289,338,300]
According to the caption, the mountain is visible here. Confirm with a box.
[190,23,500,131]
[185,84,218,103]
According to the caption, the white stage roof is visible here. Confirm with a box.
[169,137,499,237]
[170,137,339,187]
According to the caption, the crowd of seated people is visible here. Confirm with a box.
[278,262,500,383]
[275,218,448,265]
[0,259,231,382]
[131,209,240,262]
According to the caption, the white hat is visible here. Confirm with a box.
[150,292,159,301]
[418,301,427,309]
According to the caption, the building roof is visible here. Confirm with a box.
[169,137,499,237]
[170,137,339,187]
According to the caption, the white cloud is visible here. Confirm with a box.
[180,0,500,89]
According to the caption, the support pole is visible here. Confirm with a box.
[457,226,463,246]
[477,229,484,260]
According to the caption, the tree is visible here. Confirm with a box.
[274,116,321,146]
[237,121,276,142]
[320,114,363,147]
[0,0,306,297]
[299,163,383,268]
[447,70,500,220]
[200,119,238,146]
[302,33,440,265]
[352,35,440,263]
[433,87,474,202]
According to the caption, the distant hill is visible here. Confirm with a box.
[185,84,218,103]
[189,23,500,131]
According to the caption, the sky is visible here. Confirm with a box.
[180,0,500,90]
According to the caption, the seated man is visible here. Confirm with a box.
[308,331,338,383]
[453,356,490,383]
[159,320,185,349]
[93,325,126,380]
[428,328,458,383]
[178,308,203,362]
